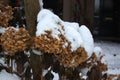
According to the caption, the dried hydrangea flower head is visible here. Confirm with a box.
[34,9,107,69]
[34,28,88,67]
[34,30,88,67]
[0,1,13,27]
[0,27,31,56]
[34,9,95,67]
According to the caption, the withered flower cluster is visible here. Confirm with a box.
[34,30,71,54]
[0,1,13,27]
[60,47,88,67]
[0,27,31,56]
[79,53,108,73]
[34,30,88,67]
[106,74,120,80]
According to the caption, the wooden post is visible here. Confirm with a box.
[24,0,43,80]
[30,51,43,80]
[24,0,40,36]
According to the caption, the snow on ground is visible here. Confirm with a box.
[0,58,7,67]
[95,40,120,75]
[0,70,20,80]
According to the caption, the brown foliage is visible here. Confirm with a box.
[87,65,102,80]
[0,27,31,56]
[0,1,13,27]
[34,30,71,54]
[60,47,88,67]
[34,29,88,68]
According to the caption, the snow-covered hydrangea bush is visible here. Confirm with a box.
[0,1,109,79]
[34,9,107,70]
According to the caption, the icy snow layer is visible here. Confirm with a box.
[51,71,59,80]
[0,27,19,34]
[36,9,94,56]
[0,58,7,67]
[0,27,5,33]
[95,41,120,75]
[0,70,20,80]
[79,25,94,57]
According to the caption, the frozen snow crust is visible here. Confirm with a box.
[0,70,20,80]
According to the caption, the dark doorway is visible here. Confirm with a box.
[113,0,120,37]
[98,0,120,37]
[99,0,114,36]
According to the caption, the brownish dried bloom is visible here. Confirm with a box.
[34,30,71,54]
[79,52,108,73]
[59,47,88,67]
[0,27,31,56]
[34,29,88,67]
[0,1,13,27]
[105,74,120,80]
[34,25,107,68]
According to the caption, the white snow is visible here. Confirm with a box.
[32,49,43,55]
[93,46,102,56]
[80,68,90,77]
[39,0,43,9]
[0,58,7,67]
[0,27,5,33]
[12,59,17,72]
[63,25,83,51]
[93,46,105,61]
[42,67,51,77]
[51,71,59,80]
[36,9,63,40]
[79,25,94,57]
[0,6,120,79]
[42,69,49,77]
[42,67,59,80]
[2,27,19,33]
[36,9,120,76]
[95,41,120,75]
[36,9,94,53]
[0,70,20,80]
[62,22,80,31]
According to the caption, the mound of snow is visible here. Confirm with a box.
[36,9,94,56]
[0,70,20,80]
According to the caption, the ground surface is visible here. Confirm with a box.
[95,40,120,75]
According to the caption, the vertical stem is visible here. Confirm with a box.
[30,51,43,80]
[9,57,13,73]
